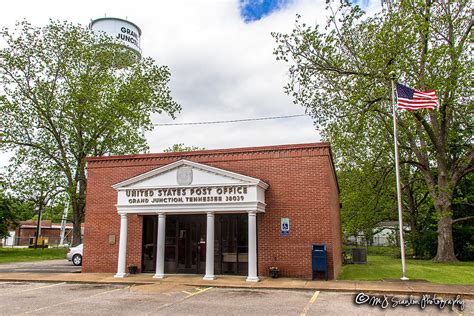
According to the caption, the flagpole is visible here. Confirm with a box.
[390,72,409,281]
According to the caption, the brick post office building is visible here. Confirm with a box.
[83,142,342,281]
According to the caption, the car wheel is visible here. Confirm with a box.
[72,254,82,266]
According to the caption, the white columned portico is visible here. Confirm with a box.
[112,160,269,281]
[153,213,166,279]
[246,210,259,282]
[114,212,128,278]
[203,211,215,280]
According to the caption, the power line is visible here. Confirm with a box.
[153,114,308,126]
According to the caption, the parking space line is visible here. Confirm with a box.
[300,290,320,316]
[150,287,214,315]
[181,287,213,298]
[185,287,213,298]
[87,287,125,298]
[452,307,464,316]
[23,286,128,314]
[19,282,66,293]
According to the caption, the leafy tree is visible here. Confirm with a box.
[10,199,35,222]
[452,173,474,261]
[273,0,473,261]
[401,166,435,257]
[0,189,18,239]
[0,21,180,245]
[164,143,206,152]
[5,154,65,222]
[339,164,395,241]
[330,102,397,242]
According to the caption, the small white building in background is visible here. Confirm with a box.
[372,222,397,246]
[347,221,410,246]
[1,230,16,246]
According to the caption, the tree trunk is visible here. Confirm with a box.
[430,165,458,262]
[70,159,87,247]
[71,186,86,246]
[71,201,83,246]
[433,216,457,262]
[433,197,457,262]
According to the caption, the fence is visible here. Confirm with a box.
[345,234,396,247]
[0,236,71,248]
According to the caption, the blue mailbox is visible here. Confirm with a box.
[312,244,328,280]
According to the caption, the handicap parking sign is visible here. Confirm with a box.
[281,218,290,236]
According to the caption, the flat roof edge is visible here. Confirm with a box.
[86,142,330,163]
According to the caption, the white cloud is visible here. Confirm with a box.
[0,0,381,163]
[142,0,328,151]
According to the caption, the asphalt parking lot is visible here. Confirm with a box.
[0,282,470,315]
[0,260,81,273]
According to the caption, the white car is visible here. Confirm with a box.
[67,244,83,266]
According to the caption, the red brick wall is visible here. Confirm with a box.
[83,143,342,279]
[15,227,73,245]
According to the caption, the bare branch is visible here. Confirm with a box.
[452,216,474,224]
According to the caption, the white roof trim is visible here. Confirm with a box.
[112,159,269,190]
[116,201,267,214]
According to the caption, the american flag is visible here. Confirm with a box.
[396,83,438,111]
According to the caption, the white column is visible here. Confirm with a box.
[153,213,166,279]
[114,212,128,278]
[203,211,215,280]
[246,210,259,282]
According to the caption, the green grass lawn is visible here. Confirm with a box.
[0,247,68,263]
[338,254,474,284]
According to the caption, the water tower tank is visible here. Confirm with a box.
[89,17,142,59]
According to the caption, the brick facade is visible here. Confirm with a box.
[83,143,342,279]
[13,221,75,246]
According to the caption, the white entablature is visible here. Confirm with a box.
[112,159,268,214]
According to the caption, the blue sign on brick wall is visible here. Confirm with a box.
[281,217,289,236]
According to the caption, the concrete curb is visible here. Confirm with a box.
[0,273,472,299]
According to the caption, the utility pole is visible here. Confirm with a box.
[59,199,69,246]
[34,202,43,249]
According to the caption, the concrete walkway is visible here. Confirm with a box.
[0,272,472,298]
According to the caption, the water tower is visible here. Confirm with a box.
[89,17,147,151]
[89,17,142,60]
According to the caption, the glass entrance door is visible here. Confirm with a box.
[142,215,206,274]
[215,214,248,275]
[142,215,157,273]
[142,214,249,276]
[176,215,206,274]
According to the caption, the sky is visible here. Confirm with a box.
[0,0,380,167]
